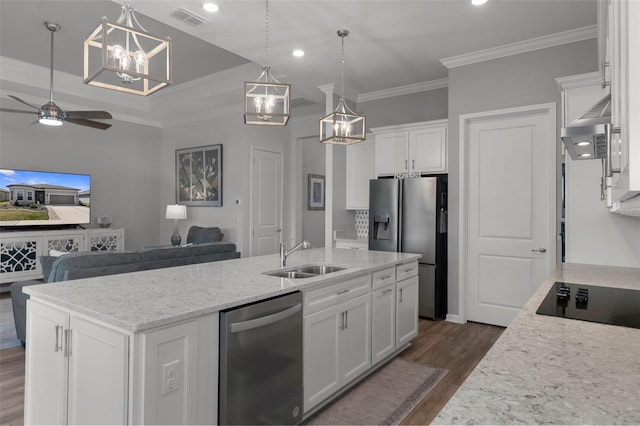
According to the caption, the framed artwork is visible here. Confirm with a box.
[307,174,325,210]
[176,144,223,207]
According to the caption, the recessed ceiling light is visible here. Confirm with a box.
[580,153,593,157]
[292,49,305,58]
[472,0,488,5]
[202,2,219,13]
[576,141,591,146]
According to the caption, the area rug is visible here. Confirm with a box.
[306,358,447,425]
[0,296,21,350]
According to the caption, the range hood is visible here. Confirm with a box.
[561,94,611,160]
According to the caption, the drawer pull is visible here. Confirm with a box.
[337,289,349,295]
[382,289,393,295]
[54,325,62,352]
[380,275,392,280]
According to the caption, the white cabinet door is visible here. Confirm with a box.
[371,285,396,365]
[24,300,69,425]
[410,125,447,174]
[346,139,375,210]
[396,276,419,348]
[24,300,128,425]
[67,316,128,425]
[340,294,371,384]
[375,132,409,176]
[304,304,341,412]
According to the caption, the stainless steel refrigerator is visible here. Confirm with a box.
[368,176,447,319]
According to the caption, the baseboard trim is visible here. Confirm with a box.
[445,314,465,324]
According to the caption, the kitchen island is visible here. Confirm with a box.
[435,263,640,425]
[22,247,420,425]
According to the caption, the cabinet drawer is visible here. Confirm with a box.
[396,261,418,282]
[372,267,395,290]
[304,274,371,316]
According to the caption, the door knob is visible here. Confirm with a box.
[531,247,547,253]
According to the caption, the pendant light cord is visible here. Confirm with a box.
[264,0,270,69]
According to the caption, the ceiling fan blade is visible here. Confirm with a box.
[66,110,113,120]
[0,107,37,115]
[8,95,42,111]
[66,118,112,130]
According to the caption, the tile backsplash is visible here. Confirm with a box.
[355,210,369,239]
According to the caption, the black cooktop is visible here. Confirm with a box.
[536,282,640,329]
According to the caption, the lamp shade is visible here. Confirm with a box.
[165,204,187,220]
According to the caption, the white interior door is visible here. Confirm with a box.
[250,147,283,256]
[463,104,555,327]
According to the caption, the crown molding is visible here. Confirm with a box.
[440,25,597,69]
[357,78,448,103]
[555,71,602,91]
[317,83,358,103]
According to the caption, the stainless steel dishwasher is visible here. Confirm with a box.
[219,291,303,425]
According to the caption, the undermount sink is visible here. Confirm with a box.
[264,264,347,279]
[293,265,346,275]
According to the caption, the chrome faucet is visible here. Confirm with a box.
[280,240,311,267]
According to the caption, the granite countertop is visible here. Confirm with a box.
[24,248,419,333]
[435,263,640,425]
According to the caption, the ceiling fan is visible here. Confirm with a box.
[0,21,113,130]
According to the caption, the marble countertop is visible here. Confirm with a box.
[435,263,640,425]
[24,248,419,333]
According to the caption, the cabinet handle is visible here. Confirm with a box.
[345,310,348,329]
[54,325,62,352]
[399,288,404,303]
[382,289,393,295]
[337,289,349,295]
[405,159,408,170]
[412,159,415,169]
[601,60,610,89]
[380,275,392,280]
[64,329,72,357]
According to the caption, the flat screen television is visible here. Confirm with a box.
[0,168,91,228]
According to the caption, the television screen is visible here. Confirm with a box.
[0,169,91,227]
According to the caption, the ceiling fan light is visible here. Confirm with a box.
[39,117,63,126]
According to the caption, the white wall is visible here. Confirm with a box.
[565,158,640,267]
[359,88,449,127]
[301,136,325,248]
[447,38,599,318]
[0,111,162,250]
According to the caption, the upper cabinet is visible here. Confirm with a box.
[606,0,640,211]
[346,137,375,210]
[372,119,448,177]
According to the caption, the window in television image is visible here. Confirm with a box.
[0,169,91,227]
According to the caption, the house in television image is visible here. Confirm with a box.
[78,190,90,206]
[0,188,9,202]
[7,183,81,206]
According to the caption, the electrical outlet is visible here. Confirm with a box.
[161,360,181,395]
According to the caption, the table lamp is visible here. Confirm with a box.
[165,204,187,246]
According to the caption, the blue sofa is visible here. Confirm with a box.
[11,242,240,345]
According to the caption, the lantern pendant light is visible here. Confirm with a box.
[244,0,291,126]
[320,30,366,145]
[84,1,172,96]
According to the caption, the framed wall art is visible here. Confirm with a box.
[176,144,223,207]
[307,174,325,210]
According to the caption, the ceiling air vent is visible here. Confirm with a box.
[170,7,210,27]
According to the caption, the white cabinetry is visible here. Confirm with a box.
[303,275,372,412]
[608,0,640,211]
[372,120,448,177]
[25,300,128,425]
[0,228,125,284]
[346,138,375,210]
[371,267,396,365]
[396,276,419,347]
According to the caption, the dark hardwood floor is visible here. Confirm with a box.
[0,318,503,425]
[399,319,504,425]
